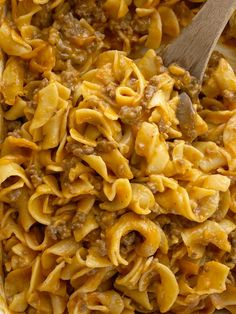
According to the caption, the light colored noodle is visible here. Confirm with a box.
[0,0,236,313]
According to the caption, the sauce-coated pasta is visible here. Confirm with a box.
[1,1,236,313]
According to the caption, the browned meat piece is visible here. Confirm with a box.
[46,222,72,240]
[144,84,157,101]
[120,231,136,255]
[142,74,164,105]
[119,106,142,124]
[26,164,43,188]
[32,3,52,28]
[58,13,88,39]
[61,66,80,90]
[96,139,117,153]
[66,142,95,156]
[105,82,117,99]
[72,211,87,229]
[132,16,150,34]
[74,0,106,24]
[94,210,117,230]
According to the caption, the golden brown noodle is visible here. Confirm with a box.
[0,0,236,313]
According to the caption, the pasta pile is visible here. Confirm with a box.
[1,0,236,313]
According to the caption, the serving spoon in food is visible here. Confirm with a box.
[162,0,236,140]
[162,0,236,82]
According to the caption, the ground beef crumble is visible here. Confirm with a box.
[96,139,117,153]
[120,232,136,255]
[94,210,117,230]
[105,82,118,99]
[72,211,87,229]
[25,164,43,188]
[119,106,142,124]
[66,142,95,156]
[74,0,106,24]
[46,222,72,240]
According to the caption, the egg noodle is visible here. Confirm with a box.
[1,0,236,313]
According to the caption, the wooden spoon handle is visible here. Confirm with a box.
[162,0,236,81]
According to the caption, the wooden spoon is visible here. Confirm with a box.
[162,0,236,141]
[162,0,236,81]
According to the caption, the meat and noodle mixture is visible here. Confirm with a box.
[1,0,236,313]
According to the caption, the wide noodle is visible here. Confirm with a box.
[1,0,236,313]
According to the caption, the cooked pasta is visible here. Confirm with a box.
[0,0,236,313]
